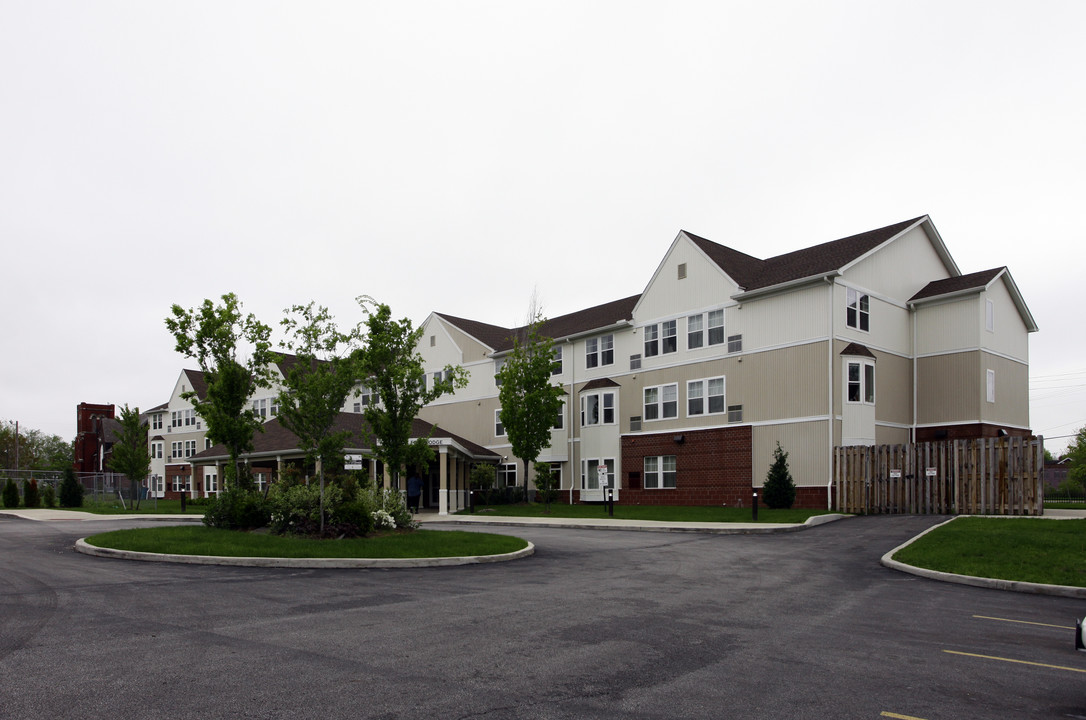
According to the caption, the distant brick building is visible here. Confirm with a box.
[74,402,119,473]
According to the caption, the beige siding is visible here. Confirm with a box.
[418,397,504,450]
[737,341,829,422]
[875,425,911,445]
[753,421,829,489]
[873,350,912,425]
[736,284,829,351]
[981,279,1029,361]
[916,351,980,425]
[439,319,493,363]
[843,225,952,302]
[979,352,1030,427]
[915,296,979,355]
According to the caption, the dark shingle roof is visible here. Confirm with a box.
[840,342,877,359]
[433,313,516,352]
[183,369,208,400]
[909,267,1005,302]
[580,378,621,391]
[688,216,926,291]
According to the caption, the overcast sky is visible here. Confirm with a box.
[2,1,1083,455]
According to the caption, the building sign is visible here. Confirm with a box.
[890,469,902,479]
[345,454,364,470]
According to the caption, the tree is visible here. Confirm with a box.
[0,421,72,471]
[1,477,17,508]
[165,293,274,489]
[275,302,364,535]
[762,441,796,509]
[59,467,84,508]
[356,299,466,489]
[533,461,559,508]
[1066,426,1086,486]
[108,404,150,511]
[496,313,565,503]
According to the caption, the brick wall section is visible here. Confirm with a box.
[915,423,1031,442]
[620,426,753,506]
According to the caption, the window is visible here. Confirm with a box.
[581,391,616,426]
[252,398,267,419]
[728,404,743,423]
[270,398,279,415]
[353,402,361,413]
[433,371,442,386]
[171,411,181,428]
[205,438,213,450]
[494,359,504,387]
[708,309,725,345]
[205,471,217,494]
[687,314,704,349]
[728,334,743,353]
[254,472,268,493]
[687,377,725,416]
[151,415,162,430]
[586,335,614,368]
[184,440,196,458]
[847,361,876,404]
[495,409,505,437]
[582,458,615,490]
[171,441,182,459]
[644,324,659,357]
[151,442,163,459]
[554,401,565,430]
[600,335,614,365]
[662,320,677,354]
[630,354,641,370]
[550,463,563,489]
[551,346,563,376]
[986,369,995,403]
[986,299,994,333]
[360,388,379,406]
[644,384,678,421]
[499,463,517,487]
[846,288,870,331]
[644,455,677,489]
[585,337,598,368]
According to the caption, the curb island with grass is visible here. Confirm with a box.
[79,526,533,569]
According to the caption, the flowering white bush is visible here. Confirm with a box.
[372,509,397,530]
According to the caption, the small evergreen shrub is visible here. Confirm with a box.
[762,441,797,509]
[203,485,270,530]
[22,479,41,508]
[42,483,56,508]
[59,468,84,508]
[2,478,18,508]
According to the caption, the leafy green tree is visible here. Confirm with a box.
[22,479,40,508]
[59,467,84,507]
[2,478,18,508]
[496,314,565,503]
[275,302,364,534]
[1066,426,1086,486]
[107,404,150,511]
[533,461,559,508]
[0,421,72,471]
[762,441,796,509]
[356,299,467,489]
[165,293,274,489]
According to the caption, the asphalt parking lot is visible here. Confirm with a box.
[1,513,1083,719]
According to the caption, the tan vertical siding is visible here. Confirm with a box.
[753,421,829,489]
[917,352,980,424]
[979,352,1030,427]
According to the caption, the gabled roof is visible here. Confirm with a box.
[909,266,1039,332]
[436,294,641,354]
[840,342,877,360]
[182,369,208,400]
[580,377,621,391]
[686,216,928,293]
[146,402,168,413]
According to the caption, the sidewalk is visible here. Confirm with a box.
[414,510,847,534]
[0,508,204,522]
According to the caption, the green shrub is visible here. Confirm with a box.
[22,479,41,508]
[533,462,559,505]
[59,467,85,508]
[268,482,344,536]
[203,485,270,530]
[2,478,18,508]
[42,483,56,508]
[470,463,497,489]
[762,442,796,509]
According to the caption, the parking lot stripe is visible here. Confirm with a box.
[972,614,1074,630]
[943,650,1086,674]
[880,711,929,719]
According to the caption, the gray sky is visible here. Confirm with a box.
[2,1,1084,454]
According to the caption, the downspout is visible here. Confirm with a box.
[568,338,575,505]
[826,277,835,510]
[911,303,918,443]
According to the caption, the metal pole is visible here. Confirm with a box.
[752,490,758,522]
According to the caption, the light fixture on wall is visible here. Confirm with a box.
[674,434,685,445]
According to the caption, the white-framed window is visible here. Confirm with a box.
[687,314,704,349]
[585,334,614,368]
[644,455,677,489]
[644,324,659,357]
[185,409,196,426]
[847,361,876,404]
[270,397,279,415]
[494,359,504,387]
[708,309,725,345]
[495,409,505,437]
[986,299,995,333]
[151,441,163,459]
[551,345,563,376]
[986,369,995,403]
[252,398,267,419]
[172,475,184,493]
[154,475,164,494]
[581,457,615,490]
[687,377,725,416]
[151,415,163,430]
[254,472,268,493]
[353,402,361,413]
[499,463,517,487]
[550,462,563,489]
[554,401,565,430]
[586,337,599,368]
[360,388,379,406]
[581,391,616,426]
[171,411,181,428]
[171,441,182,459]
[205,470,218,495]
[205,438,213,450]
[644,383,678,421]
[184,440,196,458]
[846,288,870,331]
[662,320,677,354]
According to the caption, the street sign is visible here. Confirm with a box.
[597,465,609,487]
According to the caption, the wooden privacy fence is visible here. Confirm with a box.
[833,436,1044,515]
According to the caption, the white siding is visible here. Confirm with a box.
[980,279,1029,362]
[843,225,952,302]
[915,296,980,356]
[633,233,740,322]
[737,284,829,351]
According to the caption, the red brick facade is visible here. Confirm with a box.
[915,423,1031,443]
[620,425,754,506]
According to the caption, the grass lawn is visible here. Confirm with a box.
[1044,501,1086,510]
[84,525,529,559]
[459,503,831,524]
[59,499,206,515]
[892,517,1086,587]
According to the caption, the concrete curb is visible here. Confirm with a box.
[423,513,851,534]
[880,517,1086,599]
[0,510,205,522]
[75,538,535,569]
